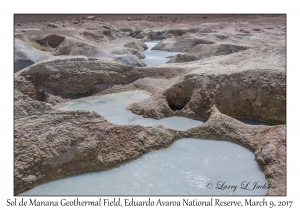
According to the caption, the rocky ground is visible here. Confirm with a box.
[14,14,286,195]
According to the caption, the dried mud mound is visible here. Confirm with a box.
[14,91,181,195]
[169,70,285,123]
[14,90,53,119]
[163,28,214,37]
[14,56,188,102]
[53,39,110,58]
[130,69,285,124]
[111,48,145,59]
[188,44,250,58]
[26,33,111,59]
[124,40,148,52]
[152,38,214,52]
[202,33,229,41]
[167,54,199,63]
[26,33,147,67]
[129,46,286,124]
[115,55,146,67]
[14,57,136,98]
[79,30,107,42]
[79,27,125,42]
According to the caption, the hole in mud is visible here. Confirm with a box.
[168,104,184,111]
[165,94,191,112]
[36,34,65,49]
[35,89,47,102]
[76,92,91,98]
[164,84,193,112]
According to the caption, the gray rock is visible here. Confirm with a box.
[48,23,58,28]
[73,21,79,24]
[16,23,21,26]
[124,40,148,51]
[236,28,250,33]
[261,144,272,163]
[127,17,131,21]
[79,30,105,41]
[53,39,111,58]
[110,48,145,59]
[102,30,116,41]
[115,55,146,67]
[154,31,163,36]
[167,54,199,63]
[134,33,144,39]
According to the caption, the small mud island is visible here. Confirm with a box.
[14,14,286,195]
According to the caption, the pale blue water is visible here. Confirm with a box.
[19,138,266,195]
[141,41,182,66]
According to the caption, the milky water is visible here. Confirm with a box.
[20,138,266,195]
[141,41,183,66]
[56,92,204,130]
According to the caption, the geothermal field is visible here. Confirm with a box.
[14,14,286,196]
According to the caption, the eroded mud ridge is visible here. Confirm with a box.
[14,14,286,195]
